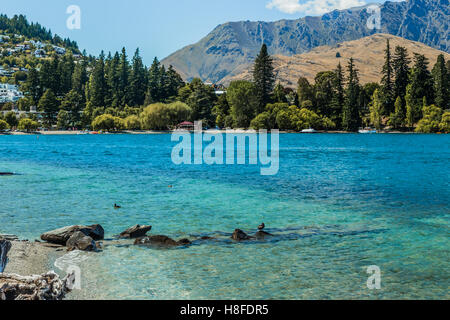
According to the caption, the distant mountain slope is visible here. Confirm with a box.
[223,34,450,87]
[162,0,449,84]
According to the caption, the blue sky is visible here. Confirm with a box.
[1,0,384,65]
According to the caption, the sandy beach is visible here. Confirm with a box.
[2,240,65,276]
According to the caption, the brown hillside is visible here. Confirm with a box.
[222,34,450,88]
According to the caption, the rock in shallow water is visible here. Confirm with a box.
[0,272,73,300]
[119,225,152,239]
[66,231,97,252]
[41,224,104,245]
[231,229,253,241]
[255,231,273,239]
[134,235,192,247]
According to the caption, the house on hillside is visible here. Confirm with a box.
[0,83,24,103]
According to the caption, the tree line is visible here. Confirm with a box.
[220,41,449,133]
[0,14,78,52]
[1,40,449,133]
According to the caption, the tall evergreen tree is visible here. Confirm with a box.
[253,44,275,114]
[87,51,107,108]
[105,52,121,107]
[146,57,162,104]
[392,45,410,108]
[118,47,130,107]
[381,39,394,115]
[59,53,75,95]
[331,63,345,128]
[314,71,335,117]
[129,48,147,106]
[71,58,88,103]
[39,89,59,127]
[342,58,361,132]
[165,65,185,101]
[60,89,83,127]
[409,53,434,114]
[432,54,448,109]
[24,67,42,104]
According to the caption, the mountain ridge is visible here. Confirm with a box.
[162,0,449,84]
[223,33,450,87]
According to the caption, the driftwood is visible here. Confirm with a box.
[0,240,12,273]
[0,272,74,300]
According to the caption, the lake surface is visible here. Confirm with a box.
[0,133,448,299]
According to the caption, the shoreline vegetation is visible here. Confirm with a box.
[0,15,449,135]
[1,129,446,135]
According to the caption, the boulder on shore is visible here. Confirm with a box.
[0,240,12,273]
[134,235,192,247]
[66,231,97,252]
[0,272,73,300]
[231,229,253,241]
[119,225,152,239]
[40,224,104,245]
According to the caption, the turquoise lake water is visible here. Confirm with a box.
[0,133,449,299]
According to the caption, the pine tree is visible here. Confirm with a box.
[342,58,361,132]
[39,89,59,127]
[129,48,147,106]
[314,71,335,117]
[105,52,120,107]
[146,57,162,104]
[432,54,448,109]
[253,44,275,114]
[331,63,345,128]
[59,53,75,95]
[118,47,130,107]
[165,65,184,101]
[392,45,410,107]
[381,39,394,115]
[409,53,434,113]
[25,67,42,105]
[87,51,107,108]
[71,58,88,104]
[61,90,83,127]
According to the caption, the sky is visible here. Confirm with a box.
[0,0,385,65]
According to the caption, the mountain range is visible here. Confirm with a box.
[162,0,449,84]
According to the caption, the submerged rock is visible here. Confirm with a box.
[134,235,191,247]
[0,172,14,176]
[231,229,253,241]
[0,272,73,300]
[0,240,12,273]
[255,231,273,239]
[119,225,152,239]
[41,224,104,245]
[66,232,97,252]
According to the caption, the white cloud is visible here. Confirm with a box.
[266,0,368,15]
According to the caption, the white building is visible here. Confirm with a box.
[0,83,24,103]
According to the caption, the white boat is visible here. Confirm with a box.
[301,128,317,133]
[358,128,377,134]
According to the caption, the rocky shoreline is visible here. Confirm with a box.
[0,223,267,300]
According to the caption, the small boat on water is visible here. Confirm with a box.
[358,128,377,134]
[301,128,317,133]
